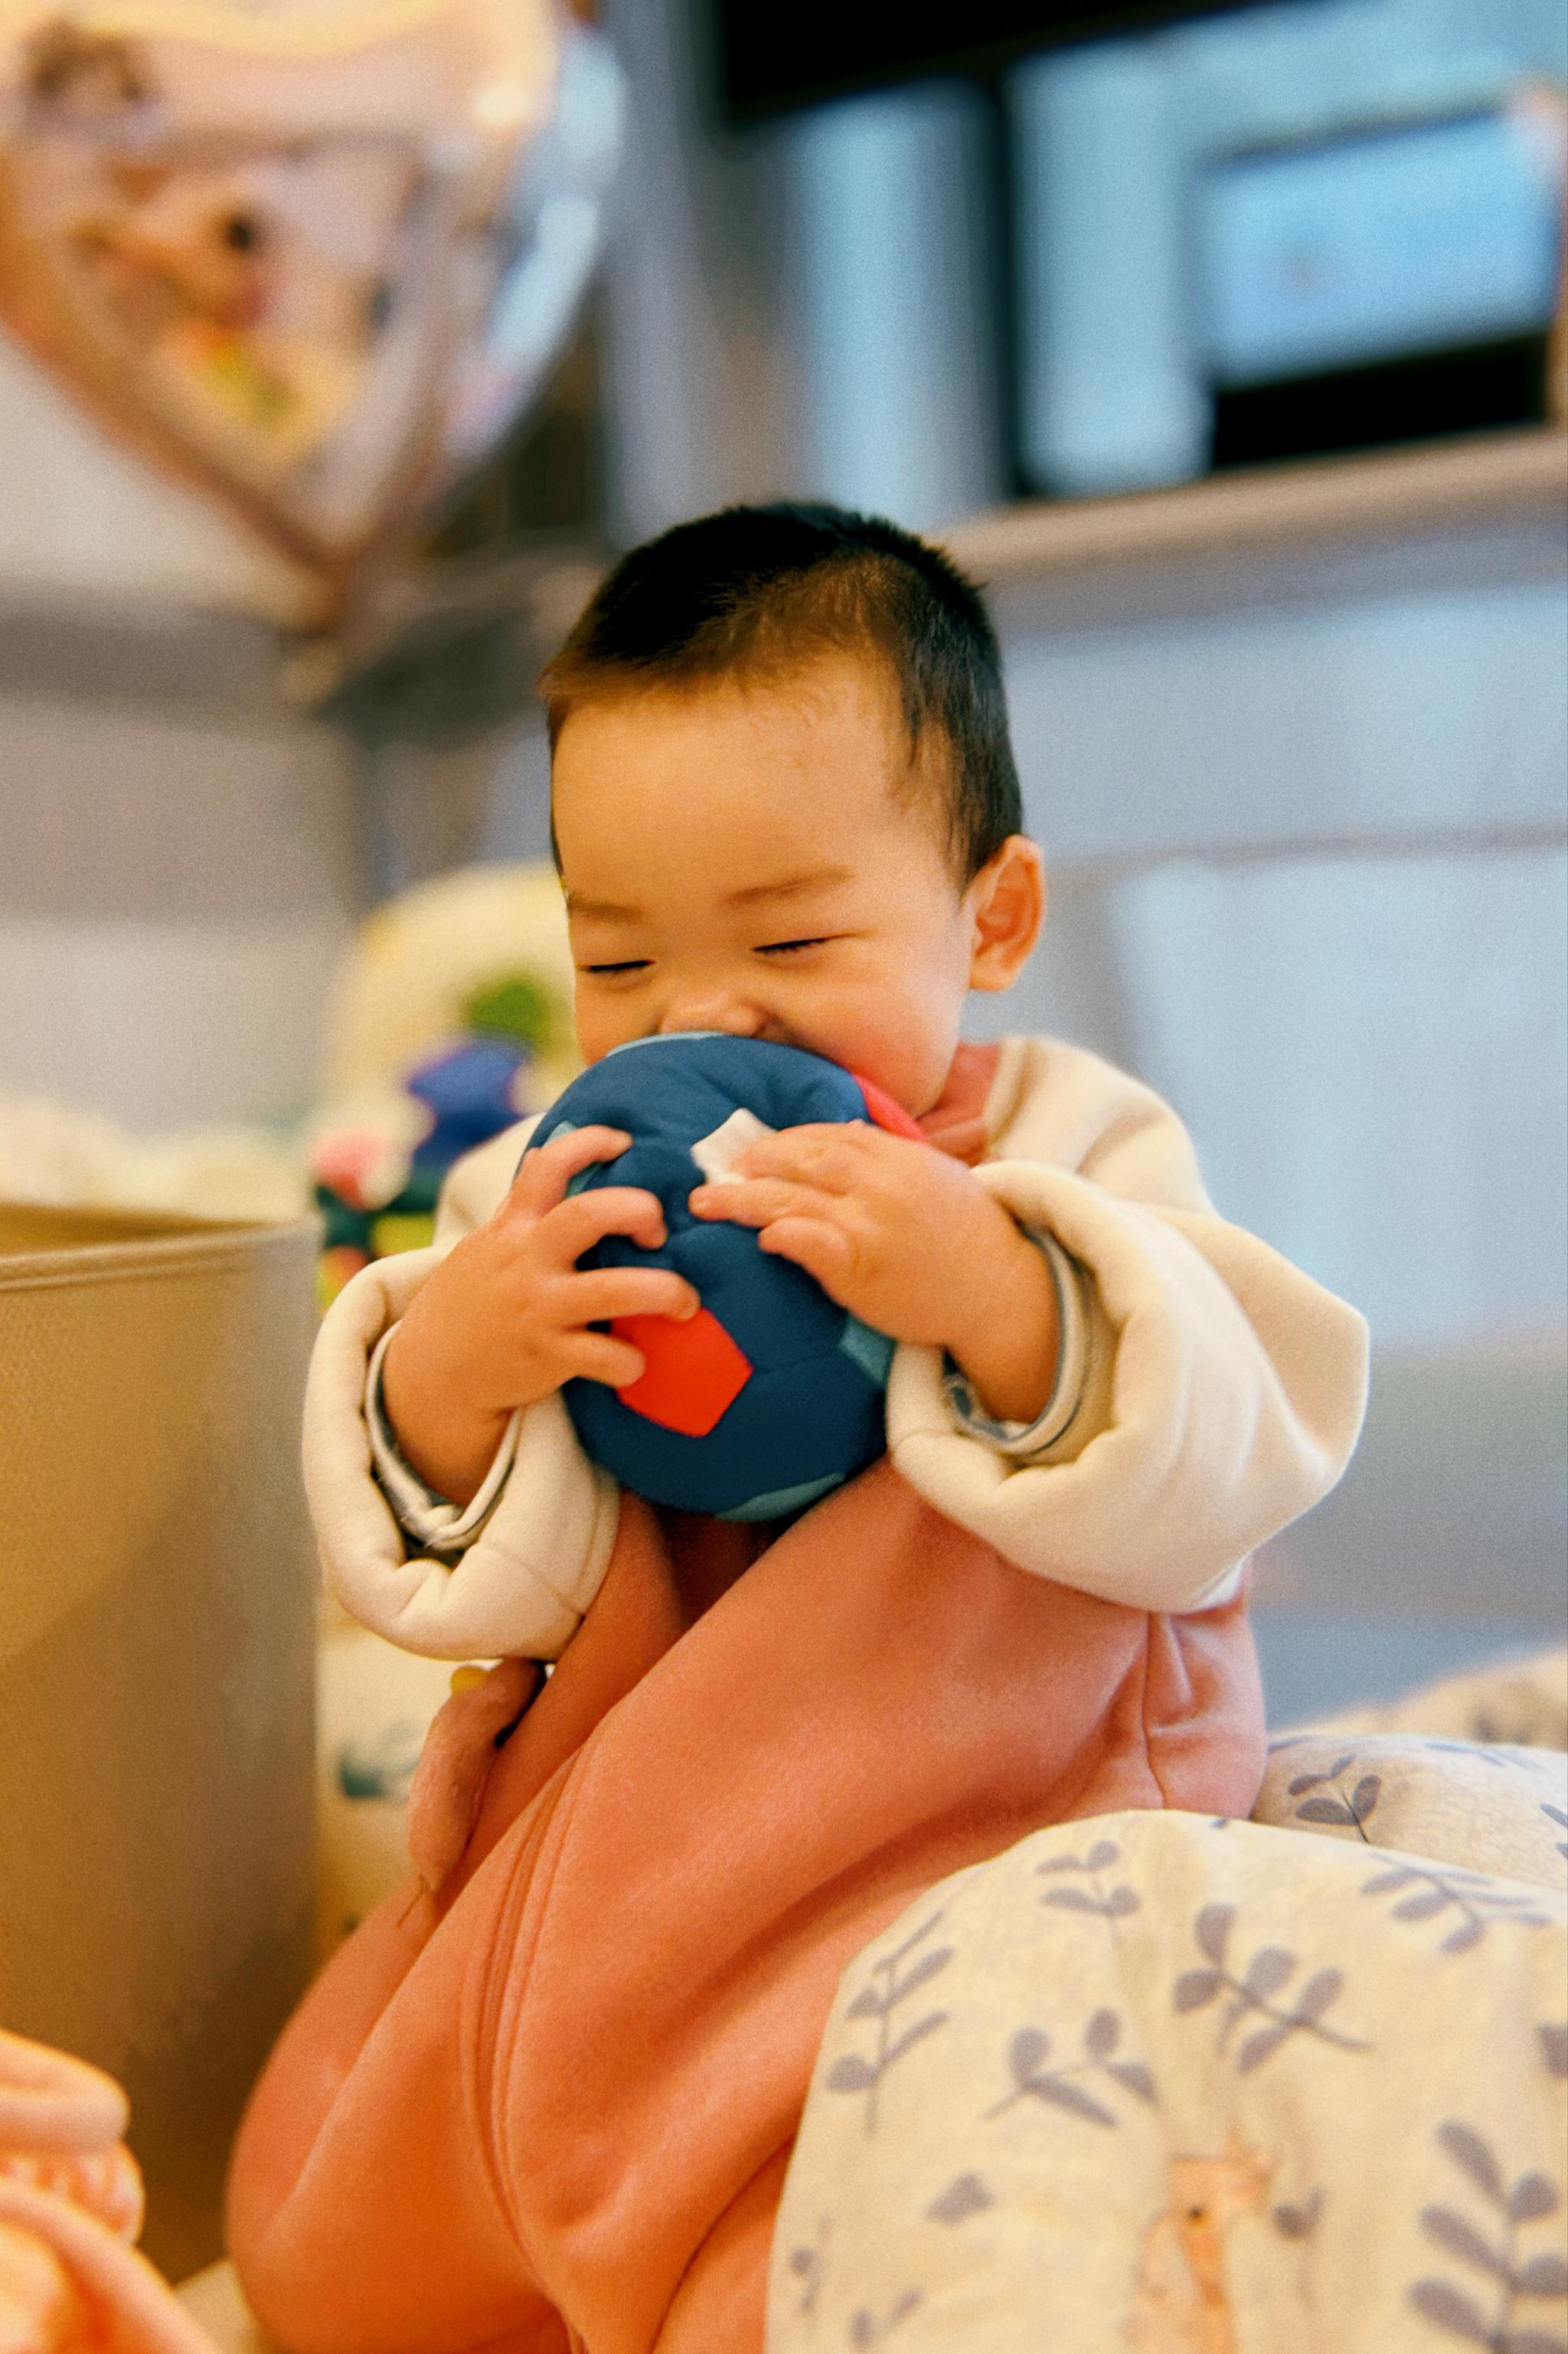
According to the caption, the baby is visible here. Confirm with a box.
[230,505,1367,2354]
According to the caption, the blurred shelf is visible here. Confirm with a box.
[348,429,1567,711]
[312,538,604,747]
[947,428,1568,633]
[2,431,1562,731]
[950,427,1568,580]
[0,583,300,729]
[0,534,605,737]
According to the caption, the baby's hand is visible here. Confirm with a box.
[690,1123,1060,1425]
[381,1126,699,1506]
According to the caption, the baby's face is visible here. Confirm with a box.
[552,655,1027,1114]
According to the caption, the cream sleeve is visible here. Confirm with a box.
[301,1120,621,1661]
[886,1036,1370,1614]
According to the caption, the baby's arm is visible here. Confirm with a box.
[304,1126,696,1660]
[697,1038,1368,1616]
[900,1040,1368,1611]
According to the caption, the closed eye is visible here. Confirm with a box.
[582,959,652,976]
[755,937,831,956]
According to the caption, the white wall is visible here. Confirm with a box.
[0,339,314,625]
[0,691,358,1127]
[960,571,1568,1349]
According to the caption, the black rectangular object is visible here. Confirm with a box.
[714,0,1281,120]
[1210,333,1555,469]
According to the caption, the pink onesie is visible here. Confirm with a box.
[227,1044,1276,2354]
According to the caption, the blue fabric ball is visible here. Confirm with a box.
[525,1033,900,1520]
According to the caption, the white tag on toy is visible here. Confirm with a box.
[690,1108,775,1185]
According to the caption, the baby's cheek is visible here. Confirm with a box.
[810,1003,956,1121]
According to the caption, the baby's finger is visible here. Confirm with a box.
[510,1126,630,1217]
[559,1330,646,1389]
[688,1176,841,1229]
[731,1123,868,1192]
[756,1215,855,1294]
[565,1267,700,1326]
[545,1185,668,1259]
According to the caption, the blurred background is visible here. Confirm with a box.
[1,0,1565,1721]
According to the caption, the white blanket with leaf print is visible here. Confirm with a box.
[769,1733,1568,2354]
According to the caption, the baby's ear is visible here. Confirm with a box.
[967,836,1044,992]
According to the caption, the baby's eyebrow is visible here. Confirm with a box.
[564,892,641,920]
[723,865,854,908]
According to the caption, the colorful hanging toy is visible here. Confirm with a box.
[525,1032,925,1521]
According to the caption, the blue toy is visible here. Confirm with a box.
[524,1033,923,1520]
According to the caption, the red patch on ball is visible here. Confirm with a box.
[611,1307,753,1437]
[851,1074,926,1143]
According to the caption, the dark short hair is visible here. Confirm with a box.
[540,502,1022,879]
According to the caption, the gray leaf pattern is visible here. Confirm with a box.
[880,2016,949,2074]
[1034,2075,1118,2126]
[1423,1741,1514,1768]
[881,1948,952,2007]
[1171,1911,1369,2068]
[848,2290,922,2347]
[1237,2022,1292,2074]
[986,2007,1158,2127]
[790,1787,1565,2349]
[1396,1891,1455,1924]
[1362,1862,1553,1954]
[1511,2177,1560,2225]
[1174,1967,1223,2013]
[827,1911,952,2134]
[1442,2124,1506,2203]
[1422,2206,1512,2281]
[1285,1753,1383,1842]
[1034,1838,1142,1931]
[1410,2279,1491,2343]
[1194,1902,1234,1965]
[1040,1885,1102,1914]
[1274,2187,1325,2241]
[1288,1753,1357,1792]
[986,2027,1115,2127]
[926,2173,993,2225]
[1517,2256,1568,2299]
[1243,1946,1296,1999]
[1009,2026,1048,2081]
[1086,2008,1120,2058]
[786,2217,831,2321]
[1296,1969,1346,2022]
[1407,2120,1568,2350]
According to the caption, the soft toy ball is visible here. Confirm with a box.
[525,1033,924,1520]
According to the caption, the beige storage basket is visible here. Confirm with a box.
[0,1202,318,2280]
